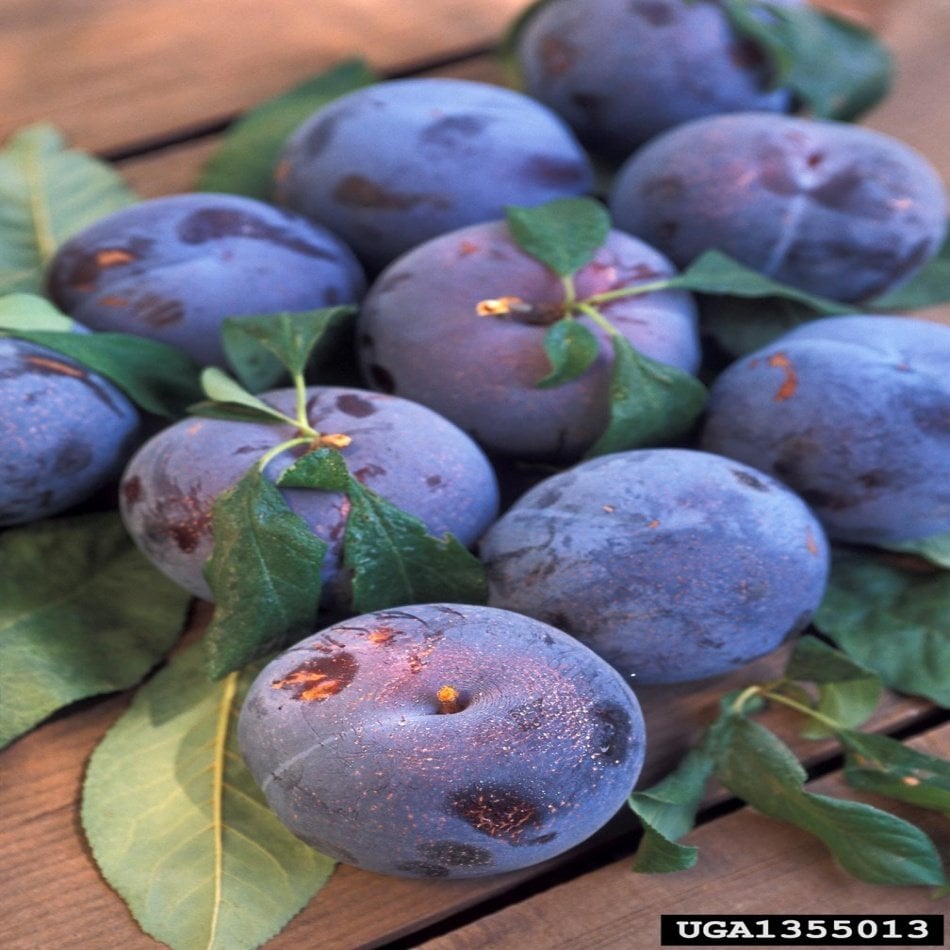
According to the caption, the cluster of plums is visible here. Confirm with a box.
[4,0,948,880]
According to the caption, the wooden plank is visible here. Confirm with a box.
[418,724,950,950]
[0,0,526,154]
[0,611,931,950]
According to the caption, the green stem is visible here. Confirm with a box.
[256,436,314,475]
[561,274,578,309]
[761,687,844,733]
[575,300,617,336]
[586,278,674,308]
[292,370,310,431]
[731,684,764,715]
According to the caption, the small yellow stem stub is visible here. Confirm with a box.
[318,432,352,449]
[436,685,463,714]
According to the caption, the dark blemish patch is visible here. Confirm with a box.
[508,697,544,732]
[335,392,376,418]
[732,469,770,492]
[393,862,451,878]
[809,170,891,222]
[643,175,684,203]
[539,33,576,75]
[729,38,768,72]
[657,220,679,241]
[857,469,892,490]
[270,652,358,701]
[353,463,385,483]
[122,475,143,507]
[426,474,443,489]
[375,270,416,294]
[333,175,451,211]
[177,207,338,261]
[329,496,351,541]
[913,402,950,435]
[168,517,212,553]
[60,236,154,291]
[534,487,563,509]
[807,152,825,168]
[52,439,93,477]
[418,841,494,869]
[591,703,632,763]
[233,442,278,456]
[133,293,186,328]
[420,114,491,147]
[450,783,545,843]
[302,111,347,157]
[524,832,557,846]
[369,363,396,393]
[520,154,590,188]
[632,0,673,26]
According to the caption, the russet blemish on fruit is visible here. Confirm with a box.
[766,352,798,401]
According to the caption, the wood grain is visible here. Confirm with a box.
[418,725,950,950]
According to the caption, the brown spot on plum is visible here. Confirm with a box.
[367,627,398,645]
[807,152,825,168]
[271,652,358,701]
[508,697,544,732]
[52,439,93,476]
[591,703,632,762]
[806,527,820,556]
[122,475,143,507]
[352,463,385,483]
[421,114,491,147]
[450,784,545,843]
[520,154,589,188]
[538,33,576,75]
[335,392,376,417]
[418,841,493,868]
[333,175,450,211]
[632,0,673,26]
[98,295,129,306]
[766,352,798,401]
[732,469,770,492]
[168,516,212,553]
[857,469,892,490]
[24,355,86,379]
[60,238,153,290]
[426,474,443,489]
[177,207,339,260]
[458,240,480,256]
[369,363,396,393]
[133,293,185,328]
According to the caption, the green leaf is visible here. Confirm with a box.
[190,366,293,425]
[496,0,554,87]
[2,327,203,417]
[0,513,189,749]
[700,295,819,359]
[871,231,950,311]
[786,634,880,685]
[203,467,328,678]
[723,0,892,121]
[221,306,356,391]
[0,292,75,331]
[0,124,137,295]
[82,643,335,950]
[586,335,707,457]
[666,250,852,315]
[715,713,946,886]
[880,531,950,570]
[628,744,716,873]
[814,548,950,707]
[837,730,950,815]
[278,449,488,613]
[198,59,376,198]
[506,198,610,277]
[537,320,600,387]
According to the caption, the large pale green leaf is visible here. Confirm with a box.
[82,643,335,950]
[506,198,610,277]
[0,291,75,330]
[814,548,950,707]
[0,124,137,295]
[0,513,189,748]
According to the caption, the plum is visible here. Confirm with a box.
[0,334,140,526]
[515,0,802,158]
[357,219,700,460]
[46,193,366,367]
[274,77,594,271]
[480,448,830,685]
[609,112,948,302]
[701,314,950,545]
[238,602,646,878]
[119,386,499,607]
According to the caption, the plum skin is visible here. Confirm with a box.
[479,448,830,685]
[0,335,140,526]
[609,112,948,303]
[275,77,595,271]
[516,0,802,158]
[46,192,366,368]
[237,603,646,878]
[701,314,950,545]
[357,220,700,460]
[119,386,500,607]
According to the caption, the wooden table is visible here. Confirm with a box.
[1,2,948,948]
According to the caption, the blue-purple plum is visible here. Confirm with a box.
[609,112,948,302]
[0,334,140,525]
[480,448,830,685]
[516,0,802,158]
[357,220,700,460]
[46,193,366,367]
[119,386,499,607]
[237,602,646,878]
[701,314,950,545]
[274,78,595,271]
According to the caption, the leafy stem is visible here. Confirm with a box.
[731,679,849,734]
